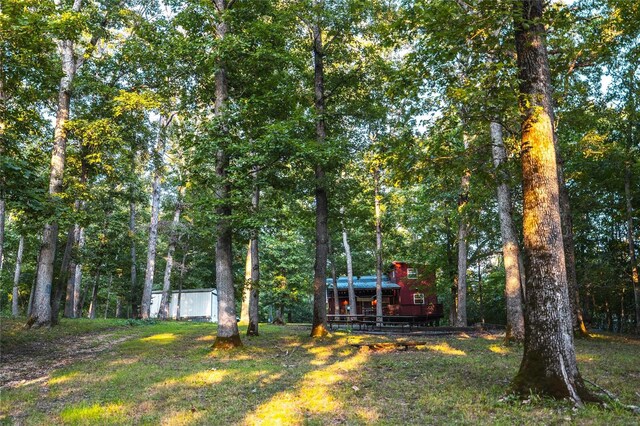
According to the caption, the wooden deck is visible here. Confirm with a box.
[327,314,442,332]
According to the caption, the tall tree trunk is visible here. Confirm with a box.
[310,0,329,338]
[374,167,383,324]
[247,183,260,336]
[625,162,640,334]
[12,235,24,317]
[342,226,357,317]
[212,0,241,349]
[30,74,70,326]
[88,267,101,319]
[455,131,471,327]
[176,252,187,320]
[445,216,457,324]
[29,0,83,327]
[140,116,167,319]
[557,164,588,337]
[64,224,79,318]
[512,0,593,403]
[72,228,85,317]
[158,187,184,320]
[51,225,75,324]
[330,249,339,316]
[247,237,260,336]
[104,274,112,319]
[27,243,41,317]
[490,121,525,342]
[240,241,251,324]
[0,196,5,276]
[129,198,137,317]
[624,73,639,334]
[128,140,139,318]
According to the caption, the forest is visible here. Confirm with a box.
[1,0,639,409]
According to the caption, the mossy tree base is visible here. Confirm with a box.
[212,335,243,350]
[512,356,600,404]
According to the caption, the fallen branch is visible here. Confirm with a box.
[584,378,640,414]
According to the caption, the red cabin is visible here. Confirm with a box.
[327,261,443,323]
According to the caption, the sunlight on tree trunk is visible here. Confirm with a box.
[512,0,595,404]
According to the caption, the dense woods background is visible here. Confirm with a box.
[1,0,638,336]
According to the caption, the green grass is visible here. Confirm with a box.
[1,318,638,425]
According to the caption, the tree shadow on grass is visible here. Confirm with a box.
[3,324,639,425]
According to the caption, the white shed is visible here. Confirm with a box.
[150,288,218,322]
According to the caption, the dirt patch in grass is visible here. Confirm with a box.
[0,325,134,389]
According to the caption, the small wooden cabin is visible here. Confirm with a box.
[327,262,443,322]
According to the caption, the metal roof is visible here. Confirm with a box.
[326,275,400,290]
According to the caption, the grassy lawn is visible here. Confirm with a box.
[1,319,639,425]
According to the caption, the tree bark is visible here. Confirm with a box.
[87,267,101,319]
[29,0,84,327]
[330,246,339,316]
[557,162,588,337]
[445,216,457,324]
[140,116,167,319]
[129,198,137,317]
[342,226,357,317]
[129,152,138,317]
[512,0,593,403]
[12,235,24,317]
[72,227,85,317]
[624,73,639,334]
[247,236,260,336]
[212,0,242,349]
[310,0,329,338]
[247,184,260,336]
[490,121,525,342]
[0,196,5,276]
[240,241,251,324]
[455,131,471,327]
[176,252,187,320]
[158,187,184,320]
[104,274,112,319]
[64,223,80,318]
[625,161,639,334]
[51,225,75,324]
[374,167,383,324]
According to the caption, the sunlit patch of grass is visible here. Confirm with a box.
[140,333,176,343]
[59,402,126,425]
[576,354,596,362]
[48,371,81,385]
[426,342,467,356]
[160,408,204,426]
[480,333,500,341]
[108,357,139,366]
[3,320,640,425]
[489,345,510,355]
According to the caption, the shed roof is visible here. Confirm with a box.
[326,275,400,290]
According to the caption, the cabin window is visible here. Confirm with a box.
[407,268,418,279]
[413,293,424,304]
